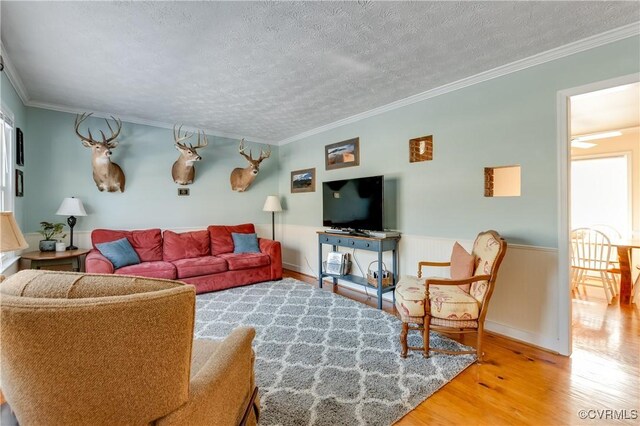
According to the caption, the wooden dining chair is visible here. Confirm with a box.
[570,228,617,304]
[590,224,622,295]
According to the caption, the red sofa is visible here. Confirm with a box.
[85,224,282,294]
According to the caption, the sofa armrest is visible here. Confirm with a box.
[85,249,115,274]
[259,238,282,280]
[156,327,258,426]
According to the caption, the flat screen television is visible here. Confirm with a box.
[322,175,384,231]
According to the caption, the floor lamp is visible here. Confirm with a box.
[0,211,29,281]
[263,195,282,241]
[56,197,87,250]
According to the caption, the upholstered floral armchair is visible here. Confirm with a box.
[395,230,507,362]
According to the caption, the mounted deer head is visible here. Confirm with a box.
[75,113,125,192]
[172,124,208,185]
[230,139,271,192]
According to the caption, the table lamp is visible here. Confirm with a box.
[262,195,282,240]
[56,197,87,250]
[0,211,29,281]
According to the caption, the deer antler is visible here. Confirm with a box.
[173,124,194,148]
[238,139,253,161]
[258,145,271,161]
[190,131,208,150]
[75,113,122,148]
[75,112,97,145]
[101,116,122,147]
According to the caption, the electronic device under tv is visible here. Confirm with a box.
[322,175,384,232]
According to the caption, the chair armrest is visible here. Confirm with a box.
[417,261,450,278]
[259,238,282,280]
[85,249,114,274]
[425,274,491,287]
[156,327,258,426]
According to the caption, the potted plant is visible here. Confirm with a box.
[38,221,66,252]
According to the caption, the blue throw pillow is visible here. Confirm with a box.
[232,233,260,254]
[96,238,141,269]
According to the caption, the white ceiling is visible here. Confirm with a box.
[2,1,639,144]
[571,82,640,136]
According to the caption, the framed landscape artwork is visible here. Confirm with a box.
[16,128,24,166]
[291,168,315,193]
[15,169,23,197]
[325,137,359,170]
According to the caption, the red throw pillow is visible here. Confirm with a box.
[450,242,475,293]
[91,228,163,262]
[163,230,210,262]
[208,224,256,255]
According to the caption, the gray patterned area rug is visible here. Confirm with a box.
[194,278,475,426]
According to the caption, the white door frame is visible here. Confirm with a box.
[556,73,639,356]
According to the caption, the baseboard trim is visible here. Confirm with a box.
[483,320,561,355]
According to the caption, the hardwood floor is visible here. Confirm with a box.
[284,270,640,425]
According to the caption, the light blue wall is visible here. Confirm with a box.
[24,108,279,233]
[0,72,27,228]
[278,36,640,248]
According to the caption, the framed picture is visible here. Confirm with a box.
[291,168,315,193]
[15,169,23,197]
[325,137,359,170]
[16,128,24,166]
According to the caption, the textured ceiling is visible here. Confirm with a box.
[2,1,639,143]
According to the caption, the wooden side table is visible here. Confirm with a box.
[20,249,91,272]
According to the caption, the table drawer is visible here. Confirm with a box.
[319,234,381,251]
[320,235,347,246]
[352,239,380,250]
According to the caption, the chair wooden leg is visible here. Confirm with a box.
[400,322,408,358]
[423,316,431,358]
[476,325,484,363]
[601,272,613,304]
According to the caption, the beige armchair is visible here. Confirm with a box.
[0,270,259,426]
[395,230,507,362]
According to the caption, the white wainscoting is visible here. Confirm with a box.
[280,224,563,354]
[21,224,274,253]
[17,223,563,354]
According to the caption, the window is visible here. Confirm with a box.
[571,154,631,236]
[0,107,15,267]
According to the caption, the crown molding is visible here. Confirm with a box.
[0,41,30,105]
[276,22,640,145]
[26,101,274,145]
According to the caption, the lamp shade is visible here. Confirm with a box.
[56,198,87,216]
[262,195,282,212]
[0,211,28,252]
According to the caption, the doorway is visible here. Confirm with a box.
[561,77,640,357]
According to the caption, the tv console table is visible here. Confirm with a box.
[317,231,400,309]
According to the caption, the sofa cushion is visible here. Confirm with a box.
[115,261,177,280]
[92,228,163,262]
[232,233,260,254]
[217,253,270,271]
[208,224,256,255]
[96,238,141,269]
[172,256,228,279]
[163,230,210,262]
